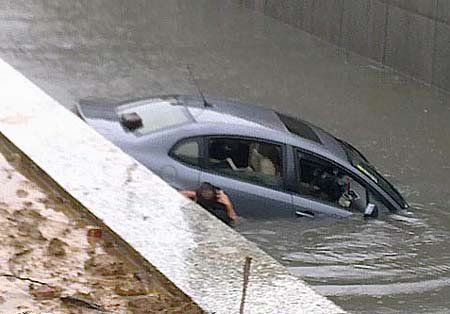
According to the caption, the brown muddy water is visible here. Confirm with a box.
[1,1,450,313]
[237,204,450,314]
[0,139,201,313]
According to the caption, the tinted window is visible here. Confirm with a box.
[207,138,283,189]
[296,152,368,212]
[117,99,191,135]
[277,113,321,143]
[171,138,200,166]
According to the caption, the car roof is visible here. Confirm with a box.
[174,95,348,163]
[77,94,349,164]
[180,95,287,132]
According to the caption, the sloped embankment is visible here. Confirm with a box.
[0,140,202,314]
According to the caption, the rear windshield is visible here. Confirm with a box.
[276,113,321,143]
[339,140,408,209]
[117,99,191,135]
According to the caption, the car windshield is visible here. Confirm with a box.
[339,139,409,209]
[116,98,191,135]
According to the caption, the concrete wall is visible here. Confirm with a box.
[231,0,450,91]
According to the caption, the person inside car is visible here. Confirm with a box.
[249,143,276,176]
[311,168,346,202]
[180,182,239,226]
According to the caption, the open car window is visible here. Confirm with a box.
[206,137,284,189]
[296,151,369,213]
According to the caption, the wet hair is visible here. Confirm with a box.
[196,182,218,209]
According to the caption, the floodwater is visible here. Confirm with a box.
[237,208,450,313]
[0,1,449,313]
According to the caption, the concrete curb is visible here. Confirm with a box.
[0,58,345,314]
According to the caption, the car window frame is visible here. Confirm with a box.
[293,148,395,212]
[202,135,289,192]
[168,136,205,169]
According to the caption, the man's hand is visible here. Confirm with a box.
[180,190,196,200]
[217,190,240,223]
[216,190,231,207]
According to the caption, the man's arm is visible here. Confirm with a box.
[216,190,239,222]
[179,190,196,200]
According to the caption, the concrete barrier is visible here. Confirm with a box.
[0,58,345,314]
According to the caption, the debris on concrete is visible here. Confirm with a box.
[47,238,67,257]
[0,145,202,313]
[114,280,147,296]
[84,254,127,277]
[60,294,107,311]
[29,284,62,300]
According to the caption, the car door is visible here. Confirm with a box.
[291,149,369,219]
[198,136,294,219]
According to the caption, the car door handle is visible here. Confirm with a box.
[295,210,315,218]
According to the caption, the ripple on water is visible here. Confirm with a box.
[239,206,450,294]
[314,276,450,297]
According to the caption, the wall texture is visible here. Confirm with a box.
[231,0,450,91]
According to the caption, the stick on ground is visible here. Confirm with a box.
[239,256,252,314]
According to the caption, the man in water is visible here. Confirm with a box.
[180,182,239,226]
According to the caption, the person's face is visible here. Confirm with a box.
[200,189,215,200]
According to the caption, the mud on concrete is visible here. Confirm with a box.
[0,138,202,314]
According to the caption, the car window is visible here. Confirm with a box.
[170,138,200,166]
[117,98,191,135]
[207,137,283,189]
[296,151,368,212]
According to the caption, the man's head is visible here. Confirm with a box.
[196,182,218,208]
[197,182,217,199]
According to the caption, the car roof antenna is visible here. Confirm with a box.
[186,65,212,108]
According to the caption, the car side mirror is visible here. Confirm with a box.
[364,203,378,218]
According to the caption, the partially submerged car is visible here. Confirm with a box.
[77,95,409,219]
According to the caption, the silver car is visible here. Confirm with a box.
[77,95,409,219]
